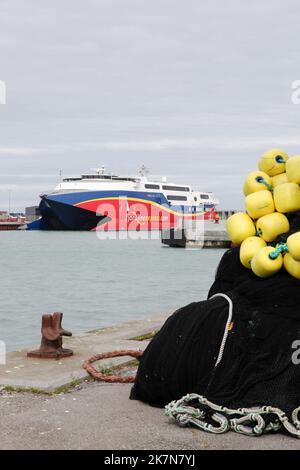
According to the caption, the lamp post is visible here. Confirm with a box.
[8,189,12,216]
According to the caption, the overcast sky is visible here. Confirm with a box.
[1,0,300,211]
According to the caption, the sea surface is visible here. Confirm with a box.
[0,231,224,351]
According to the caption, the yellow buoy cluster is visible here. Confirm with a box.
[226,149,300,279]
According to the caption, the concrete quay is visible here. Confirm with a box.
[1,381,300,450]
[1,312,300,450]
[0,312,170,392]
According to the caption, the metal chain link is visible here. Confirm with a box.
[165,394,300,438]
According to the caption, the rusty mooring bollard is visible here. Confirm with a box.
[27,312,73,359]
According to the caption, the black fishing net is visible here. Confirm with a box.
[130,247,300,421]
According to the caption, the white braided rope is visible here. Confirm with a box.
[210,293,233,367]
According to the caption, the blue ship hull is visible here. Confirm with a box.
[27,190,213,231]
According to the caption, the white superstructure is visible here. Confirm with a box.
[51,165,219,209]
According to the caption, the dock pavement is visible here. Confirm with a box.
[1,313,300,450]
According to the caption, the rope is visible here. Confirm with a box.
[275,155,287,164]
[269,243,288,260]
[83,349,143,383]
[255,176,273,191]
[210,293,233,367]
[165,393,300,438]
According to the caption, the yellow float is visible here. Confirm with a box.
[245,190,274,219]
[243,171,272,196]
[239,236,267,269]
[258,149,288,176]
[271,172,288,187]
[251,246,283,278]
[287,232,300,261]
[273,182,300,213]
[256,212,290,242]
[225,148,300,280]
[283,253,300,280]
[226,212,256,245]
[286,155,300,184]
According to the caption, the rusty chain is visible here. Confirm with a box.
[83,349,143,383]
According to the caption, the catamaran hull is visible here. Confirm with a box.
[27,191,214,231]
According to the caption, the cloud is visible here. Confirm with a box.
[0,147,43,156]
[1,135,300,158]
[82,137,300,152]
[1,0,300,211]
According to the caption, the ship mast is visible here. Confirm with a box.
[139,165,150,178]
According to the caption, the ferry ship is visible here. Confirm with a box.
[27,166,219,231]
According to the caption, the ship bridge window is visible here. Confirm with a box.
[80,175,137,182]
[112,177,137,182]
[162,185,189,192]
[145,184,160,190]
[81,175,114,180]
[167,195,187,201]
[200,194,209,199]
[63,178,82,182]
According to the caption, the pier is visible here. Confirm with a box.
[0,221,26,231]
[0,313,298,450]
[0,313,169,392]
[0,213,26,231]
[161,220,231,248]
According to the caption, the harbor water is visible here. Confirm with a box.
[0,231,224,351]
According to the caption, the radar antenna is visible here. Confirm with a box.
[91,165,106,175]
[139,165,150,177]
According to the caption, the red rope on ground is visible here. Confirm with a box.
[82,349,143,383]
